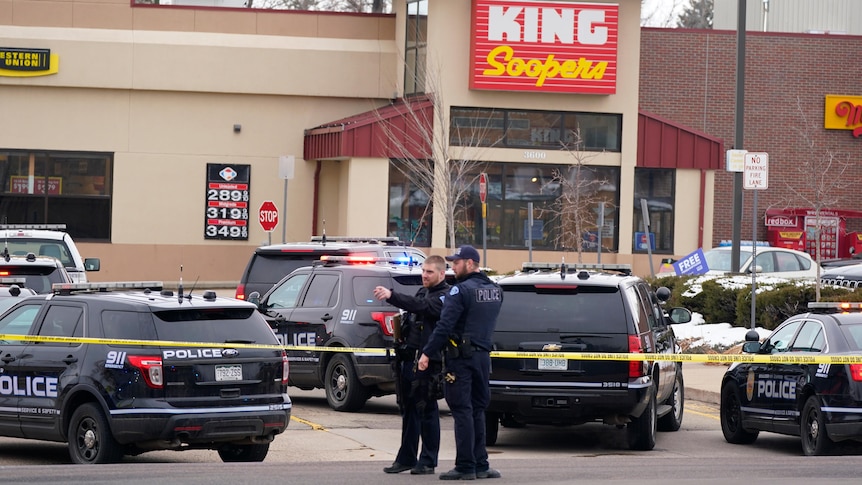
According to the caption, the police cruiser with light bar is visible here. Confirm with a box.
[0,281,290,464]
[485,262,692,450]
[249,255,432,412]
[721,301,862,455]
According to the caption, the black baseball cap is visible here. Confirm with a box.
[445,245,480,263]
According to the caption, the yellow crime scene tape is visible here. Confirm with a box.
[4,333,862,364]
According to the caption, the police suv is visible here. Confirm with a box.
[487,263,692,450]
[249,256,430,412]
[0,281,291,464]
[721,302,862,455]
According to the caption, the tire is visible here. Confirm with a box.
[720,381,759,444]
[485,412,500,446]
[218,443,270,462]
[325,353,370,412]
[801,395,833,456]
[67,403,124,464]
[627,384,657,450]
[658,369,685,432]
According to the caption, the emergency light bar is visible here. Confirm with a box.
[0,277,27,286]
[521,262,632,275]
[318,255,419,266]
[52,281,163,295]
[0,224,67,231]
[310,236,401,244]
[808,302,862,313]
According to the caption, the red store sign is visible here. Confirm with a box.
[469,0,619,94]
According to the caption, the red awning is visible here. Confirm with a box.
[303,95,434,160]
[637,110,724,170]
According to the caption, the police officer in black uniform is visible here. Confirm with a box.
[373,255,450,475]
[417,245,503,481]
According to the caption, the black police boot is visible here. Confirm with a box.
[439,468,476,480]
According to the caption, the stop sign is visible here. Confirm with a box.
[479,172,488,204]
[258,200,279,232]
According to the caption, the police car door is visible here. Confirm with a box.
[18,303,86,440]
[281,272,339,385]
[755,319,804,433]
[770,319,823,434]
[0,302,44,438]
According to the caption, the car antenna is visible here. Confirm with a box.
[185,276,201,300]
[560,257,567,280]
[177,264,184,302]
[1,217,8,263]
[321,220,327,245]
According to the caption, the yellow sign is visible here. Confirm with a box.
[824,95,862,137]
[0,47,59,77]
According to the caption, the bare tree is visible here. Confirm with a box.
[641,0,686,28]
[374,60,502,249]
[244,0,389,12]
[781,97,852,301]
[539,129,612,263]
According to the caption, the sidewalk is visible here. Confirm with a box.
[682,362,729,405]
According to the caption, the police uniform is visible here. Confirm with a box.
[422,254,503,479]
[384,280,449,473]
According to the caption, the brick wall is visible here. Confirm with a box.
[640,28,862,245]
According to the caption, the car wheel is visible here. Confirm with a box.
[485,412,500,446]
[218,443,270,462]
[627,384,657,450]
[720,381,759,444]
[658,369,685,432]
[325,353,370,412]
[68,403,124,464]
[801,395,833,456]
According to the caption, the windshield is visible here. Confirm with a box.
[1,239,73,267]
[704,249,752,272]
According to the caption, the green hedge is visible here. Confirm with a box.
[648,275,862,331]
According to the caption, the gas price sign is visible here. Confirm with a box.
[204,163,250,240]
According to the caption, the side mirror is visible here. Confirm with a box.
[749,265,763,274]
[84,258,100,272]
[248,291,261,307]
[742,341,762,353]
[668,307,692,324]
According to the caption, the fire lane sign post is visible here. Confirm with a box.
[259,200,279,245]
[743,152,769,334]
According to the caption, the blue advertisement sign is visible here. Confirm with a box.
[634,232,655,251]
[523,220,543,241]
[672,248,710,276]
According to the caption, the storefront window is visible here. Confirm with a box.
[633,168,674,253]
[0,150,112,240]
[450,107,621,152]
[388,159,431,246]
[404,0,428,96]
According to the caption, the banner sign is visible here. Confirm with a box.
[469,0,619,94]
[672,248,709,276]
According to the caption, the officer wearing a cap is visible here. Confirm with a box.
[417,245,503,480]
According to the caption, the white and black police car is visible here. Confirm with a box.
[721,302,862,455]
[0,281,291,464]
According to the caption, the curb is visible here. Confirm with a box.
[685,387,720,406]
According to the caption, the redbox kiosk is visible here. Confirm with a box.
[765,208,862,260]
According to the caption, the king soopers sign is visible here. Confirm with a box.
[469,0,619,94]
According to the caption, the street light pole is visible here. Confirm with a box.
[731,0,747,282]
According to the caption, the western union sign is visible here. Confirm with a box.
[0,47,59,77]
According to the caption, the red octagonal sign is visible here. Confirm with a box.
[258,200,279,232]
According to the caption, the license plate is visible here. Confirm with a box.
[215,364,243,381]
[537,358,568,371]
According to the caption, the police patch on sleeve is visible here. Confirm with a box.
[449,286,460,296]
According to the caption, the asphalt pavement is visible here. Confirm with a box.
[682,362,728,405]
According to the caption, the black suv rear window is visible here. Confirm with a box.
[352,274,424,306]
[153,308,279,344]
[496,285,627,333]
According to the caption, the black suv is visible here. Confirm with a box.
[0,281,291,464]
[487,262,692,450]
[249,257,430,412]
[236,236,426,301]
